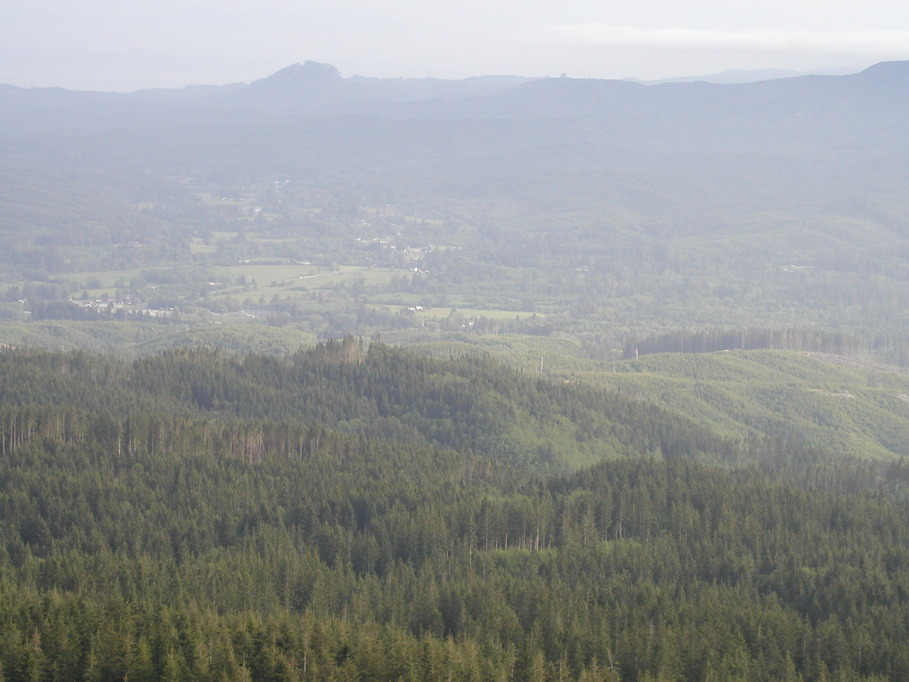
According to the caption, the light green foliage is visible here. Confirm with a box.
[596,350,909,458]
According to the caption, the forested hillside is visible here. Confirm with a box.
[0,340,728,468]
[598,349,909,460]
[3,343,909,679]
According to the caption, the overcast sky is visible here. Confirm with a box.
[3,1,909,91]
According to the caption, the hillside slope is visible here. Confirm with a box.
[598,350,909,458]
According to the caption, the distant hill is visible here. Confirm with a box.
[640,66,860,85]
[1,59,906,133]
[3,58,907,195]
[2,61,906,193]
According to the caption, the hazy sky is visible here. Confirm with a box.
[3,1,909,91]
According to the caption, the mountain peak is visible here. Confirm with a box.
[252,61,342,88]
[858,60,909,83]
[272,61,340,81]
[244,61,363,109]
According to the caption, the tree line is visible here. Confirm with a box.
[623,327,863,359]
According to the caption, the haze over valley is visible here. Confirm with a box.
[2,60,909,357]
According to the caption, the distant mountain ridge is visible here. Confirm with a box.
[1,58,908,220]
[639,65,860,85]
[1,59,906,135]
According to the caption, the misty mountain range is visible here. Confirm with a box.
[1,59,907,139]
[1,59,908,255]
